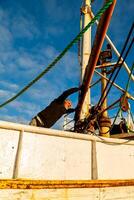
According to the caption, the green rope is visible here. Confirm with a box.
[0,0,113,108]
[130,110,134,124]
[125,63,134,93]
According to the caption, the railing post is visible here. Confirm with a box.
[91,140,98,180]
[12,130,23,179]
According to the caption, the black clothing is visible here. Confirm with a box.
[29,87,79,128]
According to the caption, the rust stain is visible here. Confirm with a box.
[0,179,134,189]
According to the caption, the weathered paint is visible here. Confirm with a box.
[0,120,134,180]
[0,180,134,200]
[0,184,134,200]
[0,179,134,189]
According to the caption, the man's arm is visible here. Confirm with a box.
[57,87,80,103]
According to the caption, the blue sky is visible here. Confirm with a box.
[0,0,133,129]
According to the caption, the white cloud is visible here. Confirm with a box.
[9,100,41,116]
[16,54,39,69]
[0,89,15,100]
[44,0,72,22]
[46,26,64,37]
[43,45,58,59]
[0,114,27,124]
[11,15,40,39]
[0,61,5,74]
[0,25,13,50]
[0,80,19,91]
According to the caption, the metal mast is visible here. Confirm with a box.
[75,0,116,125]
[80,0,92,120]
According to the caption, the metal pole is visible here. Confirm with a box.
[99,69,111,137]
[75,0,117,122]
[89,11,134,81]
[80,0,92,120]
[95,70,134,101]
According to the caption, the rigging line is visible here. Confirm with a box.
[100,37,134,108]
[125,62,134,93]
[97,23,134,108]
[63,119,74,127]
[0,0,113,109]
[90,11,134,81]
[95,70,134,101]
[108,104,119,111]
[93,132,132,146]
[89,78,101,88]
[99,98,120,116]
[82,98,120,139]
[113,63,134,125]
[83,119,134,146]
[97,23,134,107]
[101,63,134,135]
[82,98,120,133]
[130,111,134,124]
[110,115,118,119]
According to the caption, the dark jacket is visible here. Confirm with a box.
[29,87,79,128]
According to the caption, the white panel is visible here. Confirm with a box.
[96,142,134,179]
[99,186,134,200]
[0,129,19,178]
[0,188,99,200]
[17,132,92,179]
[0,186,134,200]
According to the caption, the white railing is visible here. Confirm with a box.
[0,120,134,180]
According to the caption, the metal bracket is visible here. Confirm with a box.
[81,5,91,15]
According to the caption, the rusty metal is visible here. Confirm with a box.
[96,61,122,69]
[0,179,134,189]
[95,70,134,101]
[100,98,120,116]
[99,117,111,128]
[120,95,129,112]
[75,0,117,124]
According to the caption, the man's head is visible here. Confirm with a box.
[64,99,72,110]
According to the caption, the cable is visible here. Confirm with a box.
[100,37,134,107]
[130,111,134,124]
[89,78,101,88]
[0,0,113,109]
[99,62,134,135]
[113,63,134,126]
[97,23,134,108]
[98,25,134,108]
[95,69,134,100]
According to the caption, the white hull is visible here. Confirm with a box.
[0,120,134,199]
[0,120,134,180]
[0,180,134,200]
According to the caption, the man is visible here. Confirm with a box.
[29,87,80,128]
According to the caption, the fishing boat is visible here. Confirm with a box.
[0,0,134,199]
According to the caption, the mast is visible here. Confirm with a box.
[80,0,91,120]
[99,69,111,137]
[75,0,117,124]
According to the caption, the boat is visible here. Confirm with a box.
[0,0,134,199]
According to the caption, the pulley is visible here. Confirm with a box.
[120,95,129,112]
